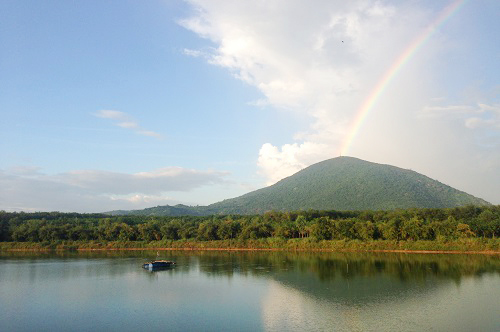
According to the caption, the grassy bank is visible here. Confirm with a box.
[1,237,498,253]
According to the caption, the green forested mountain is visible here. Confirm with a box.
[109,157,490,216]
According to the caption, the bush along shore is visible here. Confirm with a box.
[1,206,498,253]
[0,238,498,253]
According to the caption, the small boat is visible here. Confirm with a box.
[142,260,176,270]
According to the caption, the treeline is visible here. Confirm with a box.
[1,205,498,244]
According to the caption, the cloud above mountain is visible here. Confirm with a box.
[179,1,436,180]
[180,0,499,203]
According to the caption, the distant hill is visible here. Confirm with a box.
[108,156,490,216]
[108,204,207,217]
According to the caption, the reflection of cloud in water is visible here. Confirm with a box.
[262,274,500,332]
[261,278,421,331]
[262,281,352,331]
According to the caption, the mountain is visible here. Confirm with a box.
[108,157,490,216]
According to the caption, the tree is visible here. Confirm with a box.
[377,219,401,241]
[161,221,181,240]
[217,219,241,240]
[456,223,475,238]
[118,223,137,241]
[400,217,423,241]
[197,221,219,241]
[274,222,297,239]
[295,216,308,238]
[430,216,457,240]
[240,217,273,239]
[334,219,355,240]
[311,217,333,241]
[352,220,375,241]
[137,222,161,241]
[477,210,499,238]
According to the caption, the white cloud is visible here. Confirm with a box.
[0,167,229,212]
[257,142,329,185]
[180,1,500,204]
[57,167,229,195]
[94,109,163,139]
[181,0,429,182]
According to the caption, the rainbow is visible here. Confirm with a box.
[340,0,466,156]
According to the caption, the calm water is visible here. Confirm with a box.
[0,251,499,332]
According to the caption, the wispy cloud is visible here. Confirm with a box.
[183,48,206,58]
[247,98,271,108]
[94,110,126,120]
[94,110,163,139]
[420,103,500,130]
[470,104,500,130]
[0,166,229,212]
[420,105,478,116]
[117,122,139,129]
[136,130,163,139]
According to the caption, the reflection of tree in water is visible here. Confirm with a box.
[191,251,498,302]
[2,250,498,284]
[4,250,497,307]
[141,250,500,304]
[255,252,500,304]
[185,251,499,282]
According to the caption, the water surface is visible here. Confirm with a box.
[0,251,498,331]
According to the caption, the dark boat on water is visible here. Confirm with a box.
[143,260,176,271]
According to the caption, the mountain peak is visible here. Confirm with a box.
[209,156,490,213]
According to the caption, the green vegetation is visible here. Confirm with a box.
[110,157,491,216]
[1,205,499,251]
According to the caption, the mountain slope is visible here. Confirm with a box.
[108,157,490,216]
[207,156,490,214]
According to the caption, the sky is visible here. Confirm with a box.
[1,0,499,213]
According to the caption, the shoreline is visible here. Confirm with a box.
[2,238,498,255]
[3,247,499,255]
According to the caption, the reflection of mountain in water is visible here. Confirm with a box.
[191,251,500,303]
[273,265,441,305]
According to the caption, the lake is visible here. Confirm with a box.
[0,250,499,332]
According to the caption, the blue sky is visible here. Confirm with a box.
[1,0,499,212]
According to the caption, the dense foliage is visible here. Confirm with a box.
[1,206,498,246]
[110,157,491,216]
